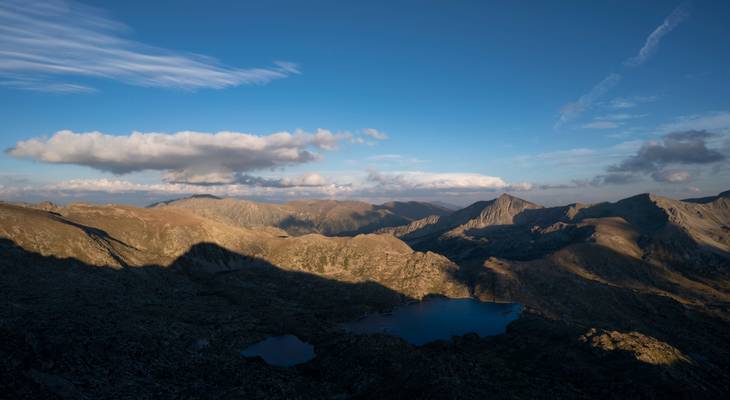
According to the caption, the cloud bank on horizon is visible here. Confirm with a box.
[5,124,727,203]
[3,128,537,200]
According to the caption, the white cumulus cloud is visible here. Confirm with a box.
[7,129,351,182]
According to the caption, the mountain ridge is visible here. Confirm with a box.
[0,201,467,299]
[149,196,452,236]
[1,189,729,398]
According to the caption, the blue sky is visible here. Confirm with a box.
[1,0,729,206]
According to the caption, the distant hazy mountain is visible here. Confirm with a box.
[149,196,451,236]
[681,189,730,204]
[376,200,452,220]
[429,200,462,211]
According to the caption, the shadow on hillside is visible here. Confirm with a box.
[48,214,140,251]
[442,233,729,378]
[1,238,727,399]
[335,213,409,236]
[276,214,318,235]
[0,237,413,398]
[277,210,408,236]
[0,238,410,329]
[452,223,593,261]
[409,197,730,289]
[427,215,730,331]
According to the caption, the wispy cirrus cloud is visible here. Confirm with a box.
[366,154,428,166]
[556,73,622,128]
[658,111,730,134]
[0,0,298,92]
[557,4,689,127]
[0,75,95,93]
[599,113,649,121]
[581,113,648,130]
[363,128,389,140]
[581,120,620,130]
[514,141,642,170]
[624,3,691,67]
[608,96,658,109]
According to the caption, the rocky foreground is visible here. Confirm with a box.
[1,191,729,399]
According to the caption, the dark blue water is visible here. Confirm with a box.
[343,298,522,345]
[240,335,315,367]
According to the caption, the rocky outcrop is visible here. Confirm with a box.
[580,328,691,366]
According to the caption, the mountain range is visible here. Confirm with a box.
[1,190,729,398]
[149,195,452,236]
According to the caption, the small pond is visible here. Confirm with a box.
[240,335,315,367]
[343,297,522,345]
